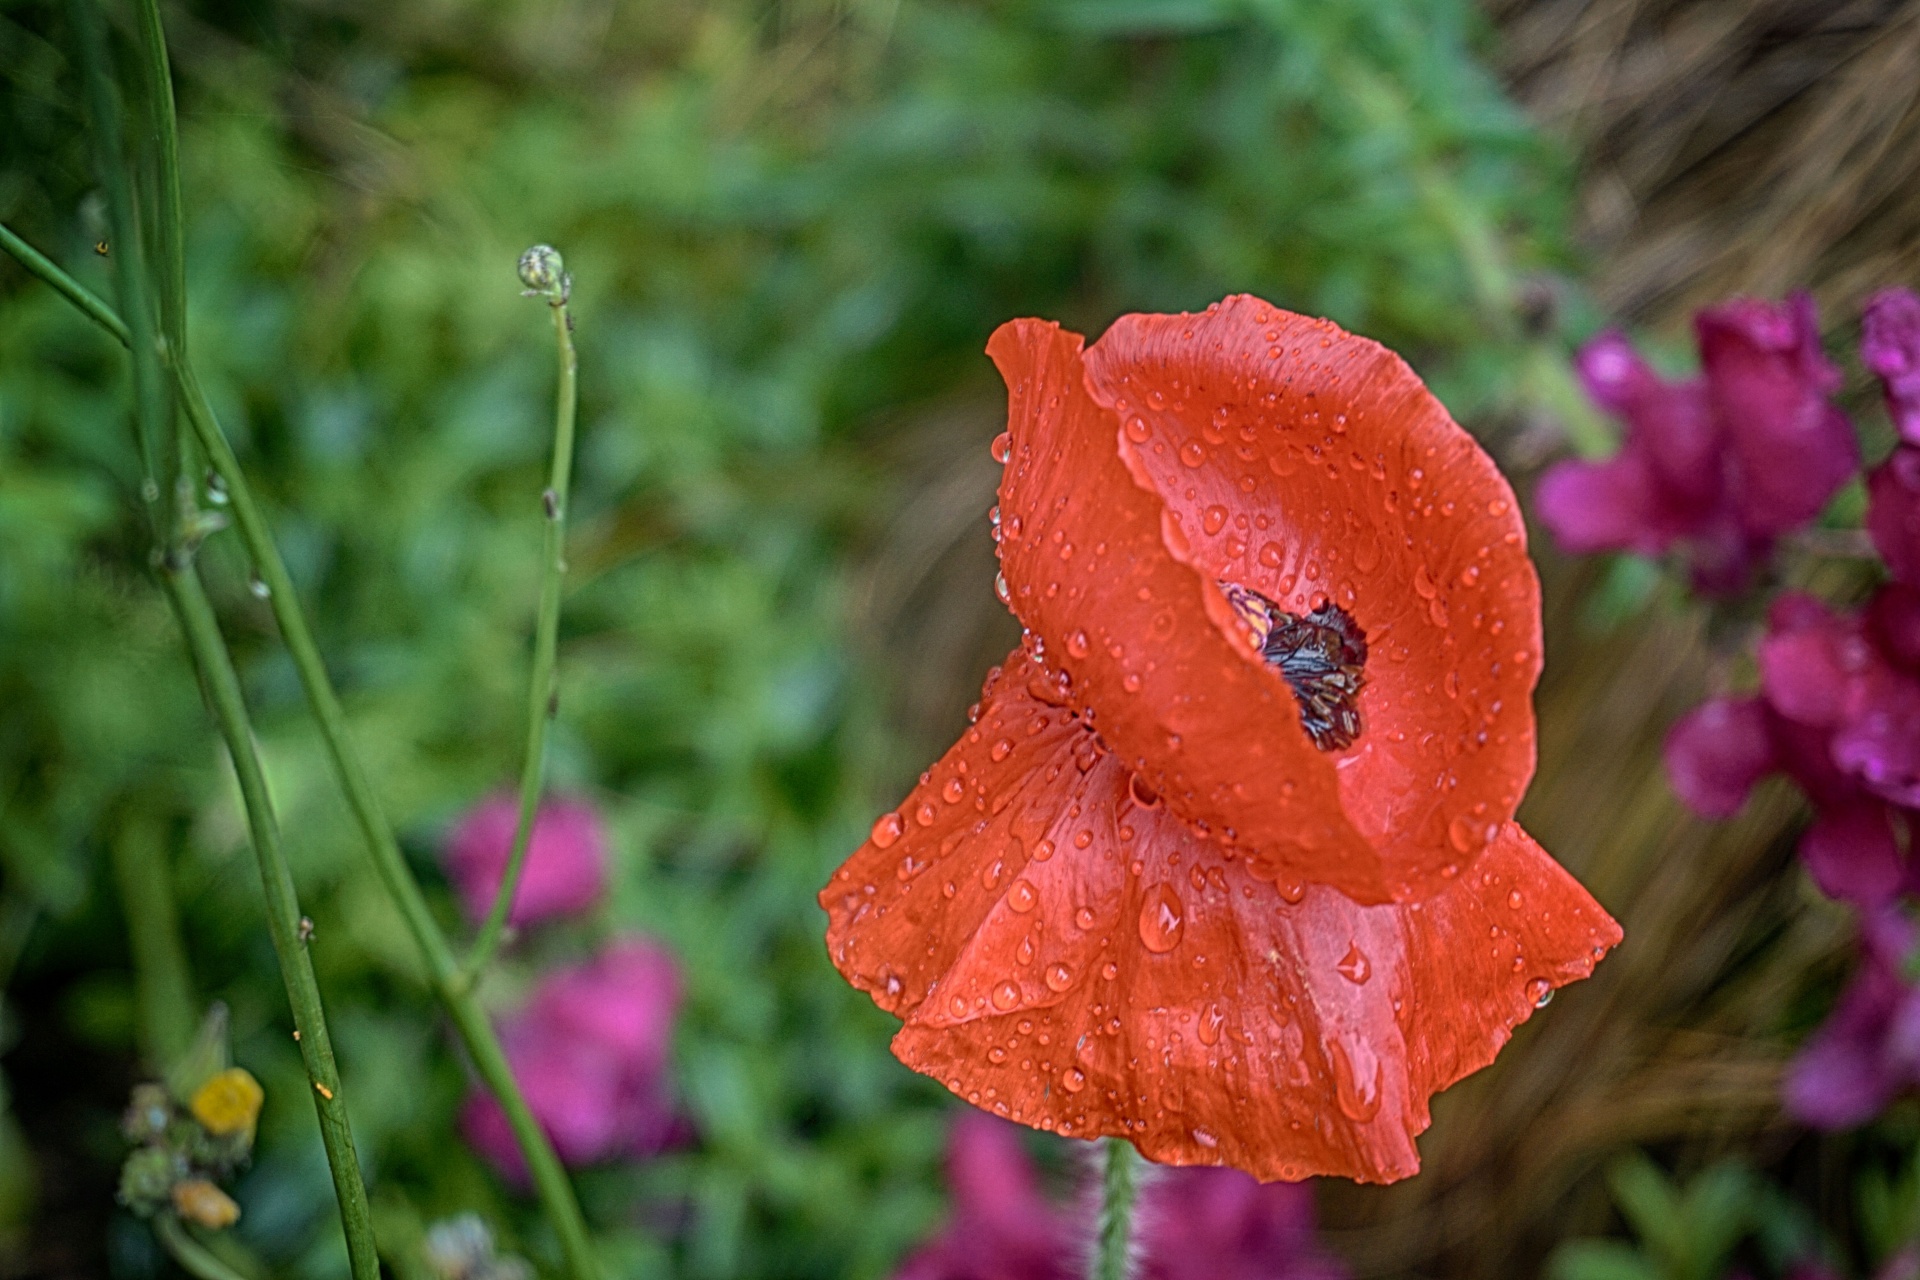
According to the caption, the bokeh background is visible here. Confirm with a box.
[4,0,1919,1276]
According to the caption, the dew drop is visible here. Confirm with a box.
[1125,416,1152,443]
[1075,907,1097,930]
[870,813,904,849]
[1138,883,1185,953]
[1102,961,1119,980]
[1045,963,1073,992]
[1507,889,1523,910]
[994,572,1011,604]
[1329,1040,1383,1122]
[1336,943,1372,985]
[990,432,1012,463]
[1197,1003,1224,1046]
[943,777,965,804]
[992,980,1021,1011]
[1179,441,1207,468]
[1529,979,1554,1008]
[1067,630,1090,658]
[1008,879,1038,913]
[1202,505,1228,536]
[1062,1067,1087,1093]
[915,803,937,827]
[991,738,1014,762]
[982,859,1004,890]
[1032,838,1056,862]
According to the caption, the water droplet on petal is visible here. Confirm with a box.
[990,432,1012,463]
[1329,1040,1382,1122]
[1008,879,1038,913]
[1336,943,1372,984]
[1044,963,1073,992]
[1197,1003,1224,1046]
[1062,1067,1087,1093]
[1179,442,1206,468]
[1202,505,1228,535]
[1138,884,1185,954]
[1067,630,1090,658]
[992,980,1021,1010]
[870,813,904,849]
[991,738,1013,762]
[1528,978,1554,1008]
[1125,416,1152,443]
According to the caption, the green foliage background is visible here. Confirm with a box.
[0,0,1576,1275]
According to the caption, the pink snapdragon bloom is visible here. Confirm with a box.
[444,792,608,927]
[1664,591,1920,908]
[1537,295,1857,594]
[460,939,682,1180]
[1863,288,1920,445]
[1783,911,1920,1130]
[892,1114,1348,1280]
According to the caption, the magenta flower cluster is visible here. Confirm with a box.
[1542,289,1920,1131]
[894,1113,1348,1280]
[1537,293,1859,595]
[444,792,683,1180]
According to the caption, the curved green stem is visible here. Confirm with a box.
[152,1216,253,1280]
[17,19,600,1269]
[463,262,578,982]
[162,562,379,1280]
[1090,1138,1142,1280]
[0,223,130,347]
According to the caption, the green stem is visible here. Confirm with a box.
[153,1215,253,1280]
[1091,1138,1142,1280]
[70,3,375,1273]
[171,363,601,1280]
[162,564,379,1280]
[0,223,130,348]
[17,30,600,1268]
[463,252,578,982]
[130,0,187,354]
[67,0,170,522]
[111,811,197,1069]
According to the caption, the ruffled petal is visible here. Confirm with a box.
[986,316,1378,898]
[825,649,1620,1184]
[988,299,1542,902]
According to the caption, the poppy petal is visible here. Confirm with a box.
[987,314,1382,898]
[989,298,1539,902]
[824,648,1619,1184]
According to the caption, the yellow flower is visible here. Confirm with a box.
[171,1179,241,1230]
[190,1068,263,1139]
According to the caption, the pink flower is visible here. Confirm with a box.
[1664,593,1920,909]
[1863,288,1920,445]
[1538,295,1857,595]
[460,939,682,1182]
[1784,911,1920,1129]
[444,792,608,927]
[892,1114,1348,1280]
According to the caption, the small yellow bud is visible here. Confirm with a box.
[171,1179,241,1230]
[190,1068,263,1138]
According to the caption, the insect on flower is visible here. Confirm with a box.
[821,296,1621,1184]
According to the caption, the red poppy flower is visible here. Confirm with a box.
[822,297,1621,1183]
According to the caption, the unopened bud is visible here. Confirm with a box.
[172,1178,241,1230]
[517,245,568,301]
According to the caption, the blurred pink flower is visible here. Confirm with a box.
[892,1114,1348,1280]
[1864,288,1920,445]
[1663,593,1919,908]
[1537,294,1856,595]
[444,792,608,927]
[461,938,682,1181]
[1784,910,1920,1129]
[1869,445,1920,589]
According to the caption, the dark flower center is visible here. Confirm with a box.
[1222,583,1368,751]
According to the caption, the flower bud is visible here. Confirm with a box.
[517,245,567,299]
[172,1178,242,1230]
